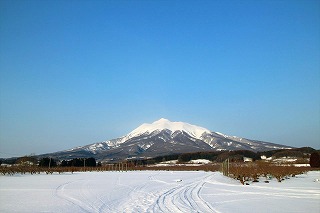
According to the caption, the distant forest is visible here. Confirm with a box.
[126,147,318,166]
[0,147,318,167]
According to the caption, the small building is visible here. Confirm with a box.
[261,155,267,160]
[261,155,272,160]
[243,157,253,162]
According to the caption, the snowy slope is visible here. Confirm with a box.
[70,118,212,153]
[41,118,292,161]
[127,118,211,140]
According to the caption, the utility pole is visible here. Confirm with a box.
[227,158,229,176]
[49,157,51,170]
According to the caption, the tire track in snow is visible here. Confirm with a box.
[55,179,111,213]
[117,174,159,212]
[55,179,93,213]
[151,174,214,213]
[81,179,112,213]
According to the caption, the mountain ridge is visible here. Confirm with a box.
[39,118,292,162]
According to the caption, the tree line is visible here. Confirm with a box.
[0,156,98,167]
[126,148,320,168]
[1,147,319,168]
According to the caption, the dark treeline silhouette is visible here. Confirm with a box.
[39,157,57,167]
[176,150,263,163]
[1,147,317,167]
[128,148,318,166]
[126,150,260,166]
[309,152,320,168]
[60,157,97,167]
[258,147,316,158]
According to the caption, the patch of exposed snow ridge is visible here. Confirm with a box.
[127,118,211,140]
[215,132,242,141]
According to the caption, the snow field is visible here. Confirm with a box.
[0,171,319,213]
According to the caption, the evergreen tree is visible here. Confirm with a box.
[309,152,320,168]
[60,160,69,167]
[71,158,83,167]
[85,157,96,167]
[39,158,56,167]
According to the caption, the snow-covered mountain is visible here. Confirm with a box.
[43,118,292,161]
[127,118,211,140]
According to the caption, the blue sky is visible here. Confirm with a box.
[0,0,319,157]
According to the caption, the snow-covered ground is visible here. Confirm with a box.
[151,159,212,167]
[0,171,319,213]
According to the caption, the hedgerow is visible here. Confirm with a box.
[227,162,311,184]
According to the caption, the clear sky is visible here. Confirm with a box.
[0,0,319,158]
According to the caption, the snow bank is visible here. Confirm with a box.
[189,159,211,164]
[151,159,211,167]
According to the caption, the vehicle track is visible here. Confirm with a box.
[55,179,93,212]
[115,174,160,212]
[55,179,111,213]
[151,174,214,213]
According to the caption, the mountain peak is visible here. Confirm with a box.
[126,118,211,140]
[153,118,170,123]
[51,118,293,162]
